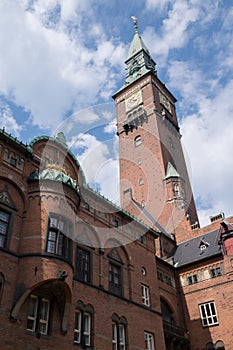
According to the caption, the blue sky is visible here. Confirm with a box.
[0,0,233,226]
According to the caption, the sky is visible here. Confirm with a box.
[0,0,233,227]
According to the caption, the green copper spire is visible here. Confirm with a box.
[120,17,157,90]
[127,16,150,60]
[164,162,180,180]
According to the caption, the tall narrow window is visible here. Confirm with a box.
[46,215,71,259]
[199,301,218,327]
[109,262,122,296]
[74,306,92,347]
[76,246,91,283]
[0,209,10,248]
[141,284,150,307]
[26,295,50,335]
[112,315,127,350]
[144,331,155,350]
[173,183,180,197]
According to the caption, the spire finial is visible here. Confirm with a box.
[131,16,138,34]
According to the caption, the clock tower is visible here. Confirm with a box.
[113,18,199,242]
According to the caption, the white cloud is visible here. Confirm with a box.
[0,102,23,136]
[177,74,233,226]
[70,133,110,185]
[104,121,116,134]
[142,2,199,61]
[0,1,126,130]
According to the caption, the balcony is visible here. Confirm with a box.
[163,320,189,341]
[123,107,148,134]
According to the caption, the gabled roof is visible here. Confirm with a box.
[173,229,222,267]
[164,162,180,180]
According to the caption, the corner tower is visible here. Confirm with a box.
[113,18,199,242]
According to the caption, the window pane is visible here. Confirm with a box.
[112,323,117,350]
[39,298,50,335]
[119,325,126,350]
[74,311,82,344]
[40,299,49,320]
[26,295,38,332]
[0,222,7,234]
[47,231,57,253]
[0,211,9,222]
[76,248,90,282]
[50,217,57,228]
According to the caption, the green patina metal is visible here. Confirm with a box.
[28,168,79,192]
[164,162,180,180]
[114,17,157,95]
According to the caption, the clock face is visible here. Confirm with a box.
[125,90,142,112]
[159,92,172,113]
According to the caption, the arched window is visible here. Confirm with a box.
[160,299,174,324]
[134,135,142,147]
[112,313,127,350]
[215,340,225,350]
[74,301,94,347]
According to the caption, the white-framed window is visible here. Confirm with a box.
[74,310,91,347]
[112,322,126,350]
[144,331,155,350]
[119,324,126,350]
[199,301,219,327]
[26,295,50,335]
[112,322,118,350]
[141,284,150,307]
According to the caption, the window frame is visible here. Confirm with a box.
[141,284,150,307]
[210,267,222,278]
[75,246,92,283]
[26,294,51,336]
[187,274,198,285]
[199,301,219,327]
[0,208,10,249]
[112,315,127,350]
[109,261,123,297]
[74,308,92,347]
[144,331,155,350]
[46,214,72,259]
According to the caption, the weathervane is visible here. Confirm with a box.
[131,16,138,33]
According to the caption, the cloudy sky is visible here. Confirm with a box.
[0,0,233,227]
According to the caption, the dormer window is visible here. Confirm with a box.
[199,239,209,252]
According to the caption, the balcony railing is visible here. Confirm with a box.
[163,320,188,340]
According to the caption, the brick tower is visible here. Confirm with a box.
[113,18,199,242]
